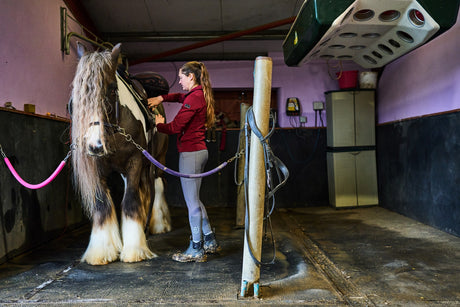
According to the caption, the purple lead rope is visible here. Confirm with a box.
[142,150,227,178]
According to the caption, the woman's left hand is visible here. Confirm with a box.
[148,96,164,109]
[155,114,165,124]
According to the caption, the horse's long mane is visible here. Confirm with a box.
[71,50,115,215]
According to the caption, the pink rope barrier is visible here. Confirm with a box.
[3,157,67,190]
[1,145,72,190]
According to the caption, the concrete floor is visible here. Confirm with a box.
[0,206,459,306]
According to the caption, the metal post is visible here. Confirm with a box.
[236,102,249,228]
[240,56,272,298]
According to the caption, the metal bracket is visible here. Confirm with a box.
[60,7,113,55]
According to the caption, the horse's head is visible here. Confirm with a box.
[71,43,122,157]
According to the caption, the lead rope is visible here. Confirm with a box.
[243,106,289,266]
[0,144,74,190]
[115,126,244,178]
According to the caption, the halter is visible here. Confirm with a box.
[89,121,120,135]
[88,78,121,130]
[68,86,121,131]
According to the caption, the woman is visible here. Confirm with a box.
[148,61,219,262]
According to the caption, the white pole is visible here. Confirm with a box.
[236,102,249,227]
[240,56,272,298]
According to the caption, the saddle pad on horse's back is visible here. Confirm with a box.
[132,72,169,98]
[116,68,170,130]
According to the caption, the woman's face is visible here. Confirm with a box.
[178,70,195,92]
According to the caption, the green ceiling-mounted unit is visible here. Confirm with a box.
[283,0,460,68]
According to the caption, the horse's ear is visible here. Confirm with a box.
[76,42,87,58]
[111,43,122,63]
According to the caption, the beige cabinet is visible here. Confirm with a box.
[326,90,378,208]
[326,90,375,147]
[327,151,379,207]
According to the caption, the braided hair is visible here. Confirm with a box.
[180,61,215,128]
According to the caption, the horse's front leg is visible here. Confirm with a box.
[82,190,122,265]
[120,171,156,263]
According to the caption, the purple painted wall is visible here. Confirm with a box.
[130,55,362,128]
[1,1,457,126]
[378,12,460,124]
[0,0,89,118]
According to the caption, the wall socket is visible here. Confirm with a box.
[299,116,307,123]
[313,101,324,110]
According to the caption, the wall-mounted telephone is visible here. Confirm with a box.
[286,97,300,116]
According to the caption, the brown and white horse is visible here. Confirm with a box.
[70,43,170,265]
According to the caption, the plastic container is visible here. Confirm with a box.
[337,70,358,89]
[359,71,378,89]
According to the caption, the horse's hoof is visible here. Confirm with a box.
[150,223,172,234]
[83,259,109,266]
[81,253,118,265]
[81,237,121,265]
[120,248,157,263]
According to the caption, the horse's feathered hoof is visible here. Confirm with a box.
[120,247,157,263]
[149,223,171,234]
[81,250,119,265]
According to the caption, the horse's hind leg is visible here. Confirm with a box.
[82,191,122,265]
[149,177,171,234]
[148,132,171,234]
[120,174,156,263]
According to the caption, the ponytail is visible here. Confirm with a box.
[181,61,215,128]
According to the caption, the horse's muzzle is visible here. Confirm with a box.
[88,141,105,156]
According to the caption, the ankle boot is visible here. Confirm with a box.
[203,232,221,254]
[172,240,207,262]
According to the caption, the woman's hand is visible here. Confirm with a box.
[155,114,165,124]
[148,96,164,110]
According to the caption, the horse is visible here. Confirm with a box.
[70,43,170,265]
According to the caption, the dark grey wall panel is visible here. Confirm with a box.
[163,128,329,208]
[377,111,460,237]
[0,110,85,263]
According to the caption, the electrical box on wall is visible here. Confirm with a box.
[313,101,324,110]
[286,97,301,116]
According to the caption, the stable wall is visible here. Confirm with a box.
[0,0,90,263]
[0,110,85,264]
[377,112,460,236]
[0,0,89,117]
[376,12,460,236]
